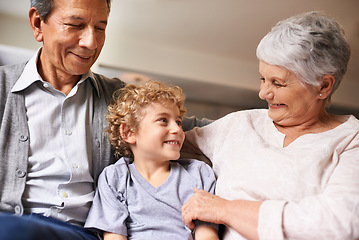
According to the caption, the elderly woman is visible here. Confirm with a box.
[181,11,358,240]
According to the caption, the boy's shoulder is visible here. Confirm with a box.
[98,157,133,192]
[175,158,206,167]
[101,157,131,179]
[174,159,216,192]
[174,159,214,177]
[106,156,129,168]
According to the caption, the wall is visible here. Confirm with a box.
[1,12,358,119]
[0,13,41,51]
[0,12,264,120]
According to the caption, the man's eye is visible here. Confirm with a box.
[66,23,82,28]
[95,26,106,31]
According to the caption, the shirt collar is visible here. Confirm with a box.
[81,71,100,97]
[11,48,100,97]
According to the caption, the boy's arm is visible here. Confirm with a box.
[104,232,127,240]
[194,225,219,240]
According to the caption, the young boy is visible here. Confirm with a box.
[85,81,218,240]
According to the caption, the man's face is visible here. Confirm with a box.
[38,0,108,78]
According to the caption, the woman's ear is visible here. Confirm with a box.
[29,7,44,42]
[318,74,335,99]
[120,124,136,144]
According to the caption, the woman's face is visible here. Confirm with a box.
[258,60,321,127]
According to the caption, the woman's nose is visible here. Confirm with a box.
[258,81,273,100]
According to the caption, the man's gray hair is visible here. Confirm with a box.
[30,0,112,22]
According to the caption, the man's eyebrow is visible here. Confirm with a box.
[67,15,83,21]
[67,16,108,25]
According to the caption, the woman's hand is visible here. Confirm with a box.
[182,188,227,230]
[182,188,262,240]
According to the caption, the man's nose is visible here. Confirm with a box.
[79,27,97,50]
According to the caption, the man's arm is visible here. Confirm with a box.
[181,116,213,132]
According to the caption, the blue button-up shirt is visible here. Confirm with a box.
[11,49,100,226]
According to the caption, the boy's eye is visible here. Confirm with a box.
[176,120,182,126]
[158,118,168,123]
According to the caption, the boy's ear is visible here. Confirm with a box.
[29,7,44,42]
[120,124,136,144]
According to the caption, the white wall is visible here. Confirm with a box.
[0,13,40,51]
[1,11,358,119]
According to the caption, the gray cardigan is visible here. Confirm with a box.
[0,62,126,215]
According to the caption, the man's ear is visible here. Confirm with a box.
[318,74,335,99]
[29,7,44,42]
[120,124,136,144]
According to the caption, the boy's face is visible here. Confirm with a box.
[130,102,185,163]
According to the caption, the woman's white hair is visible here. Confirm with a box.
[256,11,351,96]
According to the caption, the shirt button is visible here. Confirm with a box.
[14,205,22,214]
[72,163,79,169]
[43,83,49,88]
[61,192,69,198]
[19,135,29,142]
[65,130,72,136]
[15,169,26,178]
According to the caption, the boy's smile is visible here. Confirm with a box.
[130,102,185,164]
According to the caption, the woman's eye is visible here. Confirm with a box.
[273,81,285,87]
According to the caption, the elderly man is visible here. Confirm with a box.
[0,1,210,239]
[0,0,124,239]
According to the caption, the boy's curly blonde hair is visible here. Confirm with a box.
[106,80,186,158]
